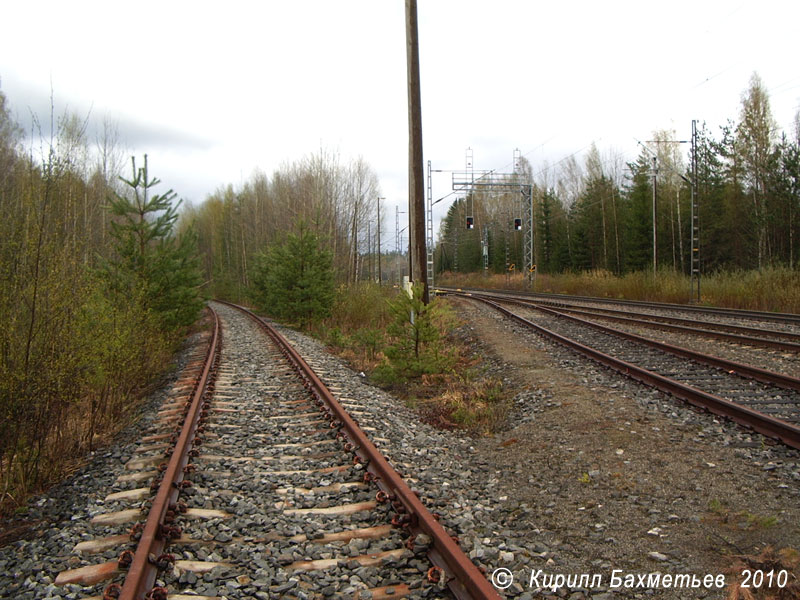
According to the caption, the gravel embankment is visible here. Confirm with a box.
[2,299,798,600]
[448,298,800,599]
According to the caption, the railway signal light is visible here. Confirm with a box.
[514,218,522,230]
[466,216,474,229]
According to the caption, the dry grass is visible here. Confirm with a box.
[725,546,800,599]
[438,267,800,314]
[415,376,507,434]
[316,284,510,435]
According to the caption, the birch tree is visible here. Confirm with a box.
[736,72,777,268]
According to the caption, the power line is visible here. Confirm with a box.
[531,141,600,180]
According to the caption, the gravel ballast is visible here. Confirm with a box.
[1,298,798,599]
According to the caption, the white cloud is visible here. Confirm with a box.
[2,0,799,232]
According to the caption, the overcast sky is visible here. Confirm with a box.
[2,1,799,244]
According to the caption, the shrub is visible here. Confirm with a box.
[251,221,334,327]
[373,284,456,383]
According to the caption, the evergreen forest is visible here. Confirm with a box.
[437,74,800,278]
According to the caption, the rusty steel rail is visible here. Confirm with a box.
[471,293,800,393]
[436,285,800,325]
[534,301,800,393]
[118,306,221,600]
[220,301,501,600]
[532,303,800,353]
[466,295,800,451]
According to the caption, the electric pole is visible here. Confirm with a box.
[405,0,428,303]
[690,120,700,302]
[652,155,658,274]
[368,219,372,282]
[377,197,384,286]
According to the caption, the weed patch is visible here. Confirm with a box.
[706,499,782,532]
[313,283,510,435]
[414,375,508,435]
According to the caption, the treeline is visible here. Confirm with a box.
[437,73,800,275]
[183,150,387,300]
[0,87,202,512]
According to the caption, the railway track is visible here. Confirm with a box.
[443,290,800,451]
[51,302,499,600]
[523,300,800,353]
[437,287,800,352]
[437,286,800,326]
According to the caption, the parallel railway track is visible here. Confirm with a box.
[442,289,800,451]
[524,302,800,353]
[52,302,499,600]
[437,286,800,326]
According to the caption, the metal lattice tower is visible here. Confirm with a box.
[451,149,534,283]
[523,185,533,284]
[513,148,534,284]
[690,120,700,302]
[395,205,400,255]
[453,211,459,272]
[482,225,489,276]
[466,147,474,222]
[426,160,434,290]
[505,205,510,276]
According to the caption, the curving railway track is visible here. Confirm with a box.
[51,302,499,600]
[441,288,800,452]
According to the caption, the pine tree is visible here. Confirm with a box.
[373,283,455,382]
[767,134,800,267]
[624,154,654,272]
[251,221,335,326]
[103,155,204,330]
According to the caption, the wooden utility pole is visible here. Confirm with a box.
[405,0,428,303]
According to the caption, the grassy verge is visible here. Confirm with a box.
[438,267,800,314]
[406,374,507,434]
[310,283,509,435]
